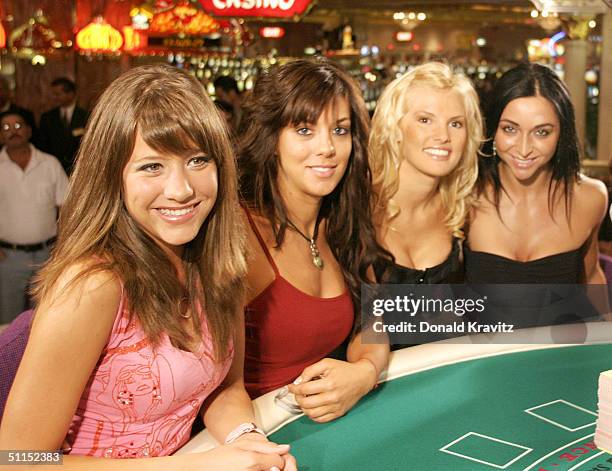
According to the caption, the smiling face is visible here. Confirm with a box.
[122,131,218,257]
[494,95,560,182]
[276,96,352,204]
[398,86,467,179]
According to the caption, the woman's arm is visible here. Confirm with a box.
[0,268,291,471]
[202,311,261,440]
[202,310,297,471]
[580,176,608,285]
[0,266,120,451]
[584,227,607,285]
[579,178,611,320]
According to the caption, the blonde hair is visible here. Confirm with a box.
[32,65,246,360]
[369,62,483,238]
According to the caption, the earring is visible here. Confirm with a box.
[490,141,498,158]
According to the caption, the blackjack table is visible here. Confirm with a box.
[178,322,612,470]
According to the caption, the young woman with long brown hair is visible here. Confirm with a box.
[0,65,295,470]
[238,59,389,423]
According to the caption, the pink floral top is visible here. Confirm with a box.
[66,289,232,458]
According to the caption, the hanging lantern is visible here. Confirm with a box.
[130,5,154,30]
[76,16,123,52]
[123,26,147,51]
[150,1,220,35]
[0,22,6,48]
[9,9,58,58]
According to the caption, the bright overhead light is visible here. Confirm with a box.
[529,0,608,14]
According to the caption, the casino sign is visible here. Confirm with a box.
[199,0,313,18]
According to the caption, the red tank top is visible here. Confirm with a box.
[243,210,355,398]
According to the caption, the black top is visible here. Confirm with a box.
[464,243,586,284]
[374,237,463,284]
[463,243,599,329]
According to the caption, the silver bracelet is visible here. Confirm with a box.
[224,422,266,444]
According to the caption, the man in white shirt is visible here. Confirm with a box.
[0,111,68,324]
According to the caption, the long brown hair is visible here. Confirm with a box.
[32,64,246,360]
[238,58,388,333]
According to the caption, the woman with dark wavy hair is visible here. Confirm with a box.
[239,59,389,422]
[0,65,295,470]
[466,62,607,287]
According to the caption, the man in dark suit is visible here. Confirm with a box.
[39,77,88,175]
[0,76,39,146]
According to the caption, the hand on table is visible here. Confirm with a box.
[288,358,377,423]
[234,432,297,471]
[190,434,296,471]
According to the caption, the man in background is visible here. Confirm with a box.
[39,77,88,174]
[0,111,68,324]
[214,75,242,132]
[214,99,235,136]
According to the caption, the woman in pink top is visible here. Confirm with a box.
[0,65,295,470]
[239,59,390,422]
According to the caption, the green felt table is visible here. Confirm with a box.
[269,344,611,471]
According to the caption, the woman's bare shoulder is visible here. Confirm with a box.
[240,209,276,301]
[574,174,608,226]
[35,258,121,333]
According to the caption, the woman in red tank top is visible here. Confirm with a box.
[238,59,391,423]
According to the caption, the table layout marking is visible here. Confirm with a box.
[440,431,533,469]
[566,450,605,470]
[524,400,597,432]
[522,433,595,471]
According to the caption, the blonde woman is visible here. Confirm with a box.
[0,65,295,470]
[370,62,483,286]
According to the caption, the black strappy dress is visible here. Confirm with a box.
[463,242,598,328]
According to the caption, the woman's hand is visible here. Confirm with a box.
[189,434,296,471]
[287,358,377,423]
[235,433,297,471]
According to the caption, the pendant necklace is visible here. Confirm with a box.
[286,218,324,270]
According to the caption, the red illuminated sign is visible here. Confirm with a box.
[199,0,312,18]
[259,26,285,38]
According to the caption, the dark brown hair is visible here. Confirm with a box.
[478,62,580,216]
[239,58,387,332]
[33,64,246,360]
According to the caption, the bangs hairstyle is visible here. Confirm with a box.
[369,61,483,239]
[32,64,246,360]
[478,62,580,215]
[239,58,388,334]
